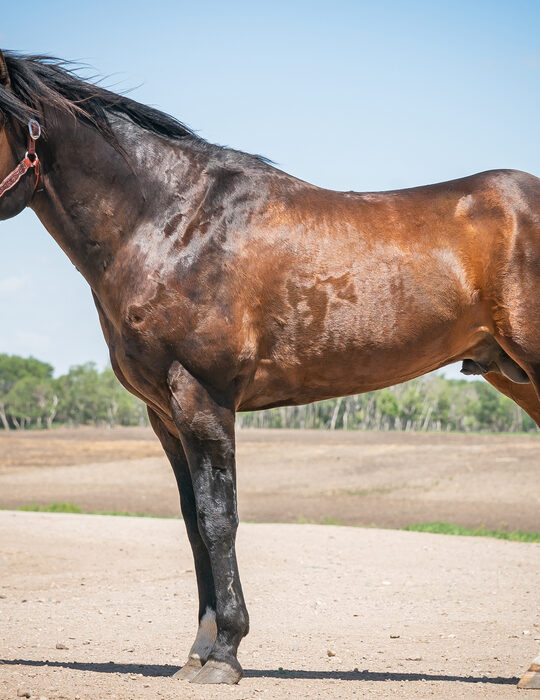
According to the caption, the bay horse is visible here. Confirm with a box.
[0,51,539,686]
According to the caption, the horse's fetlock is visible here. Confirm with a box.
[217,606,249,641]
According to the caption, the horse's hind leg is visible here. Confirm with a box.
[148,408,218,680]
[483,371,540,424]
[165,361,248,685]
[482,371,540,688]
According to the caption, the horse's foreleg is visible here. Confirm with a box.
[147,408,218,681]
[166,361,248,685]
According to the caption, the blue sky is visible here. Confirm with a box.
[1,1,539,376]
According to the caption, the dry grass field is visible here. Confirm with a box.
[0,426,539,530]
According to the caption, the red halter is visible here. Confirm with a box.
[0,119,41,199]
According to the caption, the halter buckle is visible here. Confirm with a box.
[28,119,41,141]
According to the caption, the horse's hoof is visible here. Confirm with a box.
[518,654,540,689]
[189,658,242,684]
[173,657,203,680]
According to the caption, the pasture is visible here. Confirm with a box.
[0,427,539,530]
[0,427,539,698]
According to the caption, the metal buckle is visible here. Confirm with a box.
[28,119,41,141]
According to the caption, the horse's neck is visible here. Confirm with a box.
[29,118,201,288]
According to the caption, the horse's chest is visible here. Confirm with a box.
[94,294,176,416]
[108,331,173,414]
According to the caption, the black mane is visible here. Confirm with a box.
[0,51,201,147]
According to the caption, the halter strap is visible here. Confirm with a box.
[0,119,41,200]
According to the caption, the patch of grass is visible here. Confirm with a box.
[321,516,346,526]
[18,502,83,513]
[404,521,540,543]
[13,502,177,518]
[9,507,539,541]
[344,486,395,496]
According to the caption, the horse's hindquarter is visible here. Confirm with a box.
[238,170,531,410]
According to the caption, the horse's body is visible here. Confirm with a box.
[1,52,539,685]
[76,124,540,419]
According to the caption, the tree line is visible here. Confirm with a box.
[237,374,537,433]
[0,353,537,432]
[0,354,147,430]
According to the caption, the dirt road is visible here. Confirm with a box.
[0,511,538,699]
[0,428,539,530]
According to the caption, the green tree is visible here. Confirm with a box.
[0,354,53,430]
[99,367,148,426]
[5,376,58,429]
[55,362,103,425]
[55,362,149,427]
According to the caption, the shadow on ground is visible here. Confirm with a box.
[1,659,520,685]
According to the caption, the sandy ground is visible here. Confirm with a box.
[0,511,538,699]
[0,428,539,530]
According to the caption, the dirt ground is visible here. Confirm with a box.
[1,429,539,698]
[0,427,539,530]
[0,511,538,699]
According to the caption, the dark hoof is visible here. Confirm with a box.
[173,657,203,681]
[189,659,243,684]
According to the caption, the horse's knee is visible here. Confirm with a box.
[196,496,238,550]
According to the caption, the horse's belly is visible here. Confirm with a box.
[238,292,483,410]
